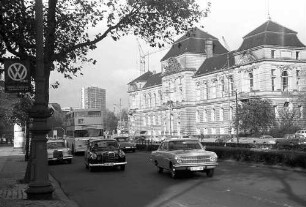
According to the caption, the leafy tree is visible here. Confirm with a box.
[0,0,209,101]
[235,98,275,135]
[104,109,118,134]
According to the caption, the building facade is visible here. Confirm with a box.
[127,20,306,137]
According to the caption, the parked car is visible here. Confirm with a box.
[255,135,276,144]
[47,139,73,164]
[275,134,306,149]
[84,139,127,172]
[215,135,233,143]
[114,136,136,152]
[150,138,218,178]
[295,129,306,138]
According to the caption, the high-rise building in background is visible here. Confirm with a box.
[81,86,106,110]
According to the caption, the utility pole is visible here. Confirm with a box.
[26,0,54,199]
[235,89,239,142]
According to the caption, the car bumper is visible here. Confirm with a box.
[88,161,127,167]
[48,156,73,161]
[173,163,218,171]
[121,146,136,150]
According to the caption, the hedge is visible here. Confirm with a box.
[136,144,306,169]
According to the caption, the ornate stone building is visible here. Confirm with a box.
[127,20,306,137]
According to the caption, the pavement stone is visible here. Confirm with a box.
[0,144,79,207]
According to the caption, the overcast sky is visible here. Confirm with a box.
[49,0,306,111]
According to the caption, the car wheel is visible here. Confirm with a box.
[169,163,177,179]
[132,149,136,153]
[85,163,89,169]
[119,165,125,171]
[67,159,72,164]
[89,165,95,172]
[206,169,214,177]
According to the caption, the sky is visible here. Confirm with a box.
[49,0,306,111]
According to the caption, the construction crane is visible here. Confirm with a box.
[136,38,146,75]
[136,38,170,75]
[222,36,231,51]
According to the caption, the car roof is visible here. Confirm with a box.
[164,138,199,142]
[89,138,116,143]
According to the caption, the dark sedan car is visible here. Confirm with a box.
[84,139,127,172]
[114,137,136,152]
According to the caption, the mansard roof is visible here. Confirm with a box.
[143,72,162,89]
[128,71,153,84]
[238,20,305,52]
[194,52,235,77]
[161,27,228,61]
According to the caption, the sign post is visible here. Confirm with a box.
[4,59,31,93]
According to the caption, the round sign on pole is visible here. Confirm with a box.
[4,59,30,93]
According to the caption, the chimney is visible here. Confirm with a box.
[205,39,213,58]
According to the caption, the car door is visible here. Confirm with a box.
[156,143,168,169]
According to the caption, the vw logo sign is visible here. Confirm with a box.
[7,63,28,81]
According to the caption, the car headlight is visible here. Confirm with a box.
[119,150,125,158]
[210,155,218,162]
[174,156,182,163]
[91,153,97,159]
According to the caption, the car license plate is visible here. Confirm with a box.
[104,163,114,166]
[190,166,204,171]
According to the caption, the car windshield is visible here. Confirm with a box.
[168,140,202,151]
[115,137,128,142]
[91,140,119,150]
[47,142,65,149]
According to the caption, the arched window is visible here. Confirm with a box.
[281,71,288,91]
[220,108,224,121]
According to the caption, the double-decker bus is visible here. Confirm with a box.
[65,108,104,154]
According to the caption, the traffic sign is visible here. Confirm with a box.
[4,59,31,93]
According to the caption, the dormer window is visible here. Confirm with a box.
[271,50,275,58]
[296,51,300,60]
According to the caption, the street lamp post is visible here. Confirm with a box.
[25,0,54,199]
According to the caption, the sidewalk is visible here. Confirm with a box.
[0,145,79,207]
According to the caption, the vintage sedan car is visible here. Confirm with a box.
[84,139,127,172]
[151,138,218,178]
[114,136,136,152]
[47,139,73,164]
[275,134,306,149]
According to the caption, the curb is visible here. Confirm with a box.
[49,174,79,207]
[221,159,306,173]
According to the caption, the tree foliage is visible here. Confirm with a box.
[0,0,209,98]
[104,109,118,134]
[235,98,275,135]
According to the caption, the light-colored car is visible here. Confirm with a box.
[256,135,276,144]
[47,139,73,164]
[84,139,127,172]
[151,138,218,178]
[295,130,306,138]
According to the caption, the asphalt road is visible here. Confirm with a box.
[49,151,306,207]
